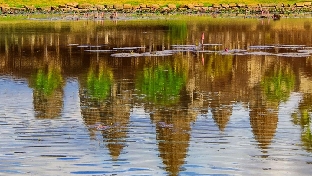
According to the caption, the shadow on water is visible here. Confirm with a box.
[0,17,312,175]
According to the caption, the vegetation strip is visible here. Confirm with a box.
[1,2,312,17]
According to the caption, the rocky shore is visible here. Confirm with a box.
[1,2,312,18]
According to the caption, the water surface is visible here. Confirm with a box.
[0,17,312,175]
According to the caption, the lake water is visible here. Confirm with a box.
[0,16,312,175]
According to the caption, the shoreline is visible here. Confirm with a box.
[1,3,312,19]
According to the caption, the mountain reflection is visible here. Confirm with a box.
[1,18,312,174]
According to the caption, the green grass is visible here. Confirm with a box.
[0,0,307,8]
[0,15,29,21]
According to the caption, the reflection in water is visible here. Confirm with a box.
[80,59,131,161]
[203,54,234,131]
[136,56,194,175]
[249,97,278,151]
[249,61,295,151]
[211,101,233,131]
[204,53,233,81]
[30,66,64,118]
[168,21,188,43]
[261,63,295,102]
[292,93,312,152]
[86,65,113,100]
[152,109,196,176]
[1,18,312,175]
[136,59,187,106]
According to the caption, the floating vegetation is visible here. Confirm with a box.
[77,45,92,48]
[171,46,198,51]
[275,45,306,49]
[110,52,142,57]
[220,49,247,55]
[141,51,174,56]
[68,43,79,46]
[194,50,217,53]
[202,44,222,46]
[275,52,310,57]
[249,45,275,49]
[110,50,175,57]
[245,51,274,55]
[298,49,312,54]
[85,50,116,53]
[112,46,146,50]
[171,45,196,47]
[231,49,248,53]
[76,45,103,48]
[74,42,312,59]
[162,50,177,54]
[141,53,171,57]
[68,44,104,48]
[171,49,193,52]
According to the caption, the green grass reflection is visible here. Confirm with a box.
[261,66,295,102]
[31,68,62,96]
[168,21,187,43]
[136,62,187,105]
[87,67,113,100]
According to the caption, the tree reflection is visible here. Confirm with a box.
[292,93,312,152]
[30,67,63,118]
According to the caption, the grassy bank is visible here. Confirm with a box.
[0,0,302,8]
